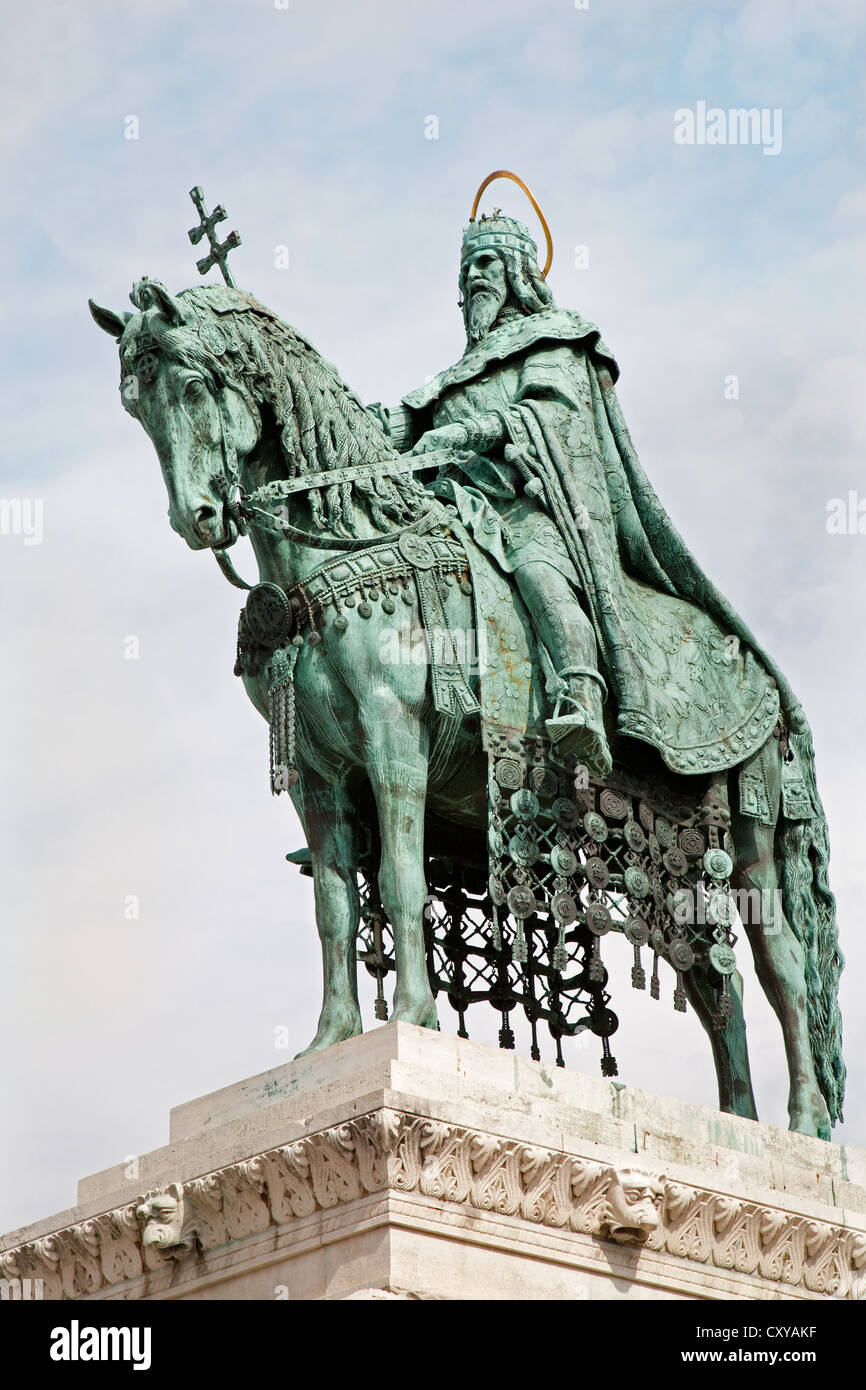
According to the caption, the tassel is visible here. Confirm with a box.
[588,936,605,982]
[268,644,300,794]
[631,943,646,990]
[512,919,528,964]
[713,976,734,1029]
[491,903,502,953]
[552,921,568,971]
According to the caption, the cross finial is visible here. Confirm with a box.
[188,185,242,289]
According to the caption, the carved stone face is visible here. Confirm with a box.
[136,1185,185,1250]
[462,249,509,345]
[604,1168,665,1244]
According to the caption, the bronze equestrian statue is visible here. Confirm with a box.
[90,176,844,1139]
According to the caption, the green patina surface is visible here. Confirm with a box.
[88,187,845,1142]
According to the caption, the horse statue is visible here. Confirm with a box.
[88,201,844,1142]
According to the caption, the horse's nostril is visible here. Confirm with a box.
[194,505,217,529]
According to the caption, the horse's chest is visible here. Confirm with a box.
[241,655,355,772]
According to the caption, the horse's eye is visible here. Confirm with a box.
[185,378,207,401]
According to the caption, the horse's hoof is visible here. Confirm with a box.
[293,1015,363,1058]
[391,1001,440,1031]
[788,1097,832,1141]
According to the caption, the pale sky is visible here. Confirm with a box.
[1,0,865,1236]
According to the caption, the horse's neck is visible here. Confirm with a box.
[240,423,396,589]
[237,332,410,587]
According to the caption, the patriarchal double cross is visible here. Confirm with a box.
[188,185,241,288]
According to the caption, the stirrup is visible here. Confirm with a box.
[546,707,613,778]
[554,664,609,705]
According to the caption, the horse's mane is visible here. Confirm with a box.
[123,284,428,536]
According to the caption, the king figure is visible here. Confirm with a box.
[375,191,802,788]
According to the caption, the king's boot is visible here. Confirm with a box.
[546,665,613,778]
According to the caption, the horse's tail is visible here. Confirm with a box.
[777,728,845,1127]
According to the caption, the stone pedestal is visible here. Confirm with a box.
[2,1024,865,1300]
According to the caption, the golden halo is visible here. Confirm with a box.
[469,170,553,278]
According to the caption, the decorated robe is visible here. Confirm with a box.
[401,308,805,784]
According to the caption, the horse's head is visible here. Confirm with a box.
[89,279,260,551]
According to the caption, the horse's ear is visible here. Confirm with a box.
[133,279,188,328]
[151,282,187,326]
[89,300,131,340]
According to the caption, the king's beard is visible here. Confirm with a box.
[465,286,507,345]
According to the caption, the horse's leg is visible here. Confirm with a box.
[294,774,363,1057]
[730,739,831,1139]
[681,963,758,1119]
[362,707,438,1030]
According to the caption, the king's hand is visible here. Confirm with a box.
[408,423,471,455]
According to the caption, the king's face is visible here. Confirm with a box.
[462,248,509,344]
[463,248,508,307]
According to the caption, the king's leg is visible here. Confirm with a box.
[514,560,612,777]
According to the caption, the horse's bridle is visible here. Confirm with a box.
[209,384,464,589]
[211,392,253,590]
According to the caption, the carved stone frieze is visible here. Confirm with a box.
[2,1110,864,1300]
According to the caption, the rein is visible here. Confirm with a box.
[239,497,446,551]
[208,392,467,580]
[212,393,254,589]
[214,546,253,590]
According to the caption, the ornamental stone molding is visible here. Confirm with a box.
[3,1108,865,1301]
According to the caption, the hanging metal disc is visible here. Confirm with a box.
[583,810,608,843]
[663,847,688,877]
[669,938,695,971]
[703,847,734,881]
[679,828,706,857]
[598,789,628,820]
[552,891,578,925]
[507,885,537,919]
[655,817,674,848]
[707,890,737,927]
[495,759,523,790]
[624,820,647,853]
[590,1007,619,1038]
[553,797,579,828]
[243,582,292,646]
[488,876,506,906]
[586,857,610,889]
[624,915,649,946]
[624,865,651,898]
[510,789,540,820]
[550,844,578,877]
[709,941,737,975]
[586,903,612,935]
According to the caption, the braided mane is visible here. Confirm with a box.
[123,283,428,536]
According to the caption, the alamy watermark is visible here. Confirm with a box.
[674,102,782,157]
[826,492,866,535]
[671,884,781,932]
[0,497,43,545]
[0,1277,43,1300]
[379,622,488,675]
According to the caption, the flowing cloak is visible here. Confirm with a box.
[398,306,844,1123]
[403,307,806,783]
